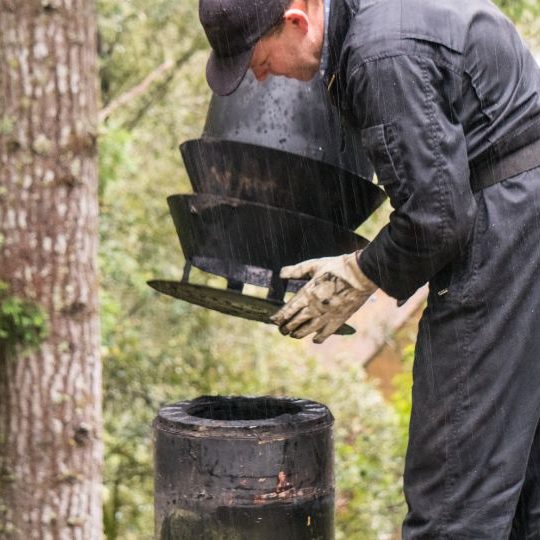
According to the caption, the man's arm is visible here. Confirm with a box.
[349,52,477,300]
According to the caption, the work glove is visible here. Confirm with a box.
[270,251,378,344]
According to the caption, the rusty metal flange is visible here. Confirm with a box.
[147,280,355,335]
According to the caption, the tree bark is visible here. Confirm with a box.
[0,0,102,538]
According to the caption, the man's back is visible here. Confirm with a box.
[325,0,540,299]
[338,0,540,161]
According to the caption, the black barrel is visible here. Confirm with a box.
[154,396,335,539]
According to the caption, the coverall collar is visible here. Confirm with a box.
[319,0,332,76]
[324,0,360,103]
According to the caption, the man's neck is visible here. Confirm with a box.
[319,0,332,75]
[324,0,358,81]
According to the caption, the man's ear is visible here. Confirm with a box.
[284,8,309,34]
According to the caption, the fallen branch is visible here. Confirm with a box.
[99,59,174,123]
[121,43,205,131]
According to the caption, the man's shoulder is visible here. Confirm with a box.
[343,0,498,65]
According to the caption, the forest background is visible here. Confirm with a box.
[97,1,540,538]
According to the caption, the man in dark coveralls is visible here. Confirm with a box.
[198,0,540,536]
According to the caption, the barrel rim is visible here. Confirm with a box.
[154,395,334,437]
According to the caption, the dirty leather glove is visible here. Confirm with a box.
[270,252,378,344]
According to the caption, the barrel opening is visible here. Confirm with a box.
[187,397,302,421]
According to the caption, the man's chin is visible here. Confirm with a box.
[284,69,319,82]
[260,68,319,84]
[298,71,318,81]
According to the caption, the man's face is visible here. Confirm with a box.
[250,5,324,82]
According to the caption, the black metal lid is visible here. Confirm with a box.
[167,193,369,276]
[203,71,376,184]
[181,138,385,230]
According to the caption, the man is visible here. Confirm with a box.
[199,0,540,537]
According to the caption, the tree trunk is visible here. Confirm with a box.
[0,0,102,538]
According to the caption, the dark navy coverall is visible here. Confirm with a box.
[324,0,540,537]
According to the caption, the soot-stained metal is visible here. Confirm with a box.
[147,71,385,331]
[154,395,335,539]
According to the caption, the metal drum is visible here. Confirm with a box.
[154,396,335,540]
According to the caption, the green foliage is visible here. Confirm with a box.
[0,115,15,136]
[334,375,405,539]
[390,345,414,458]
[97,0,207,131]
[0,281,47,353]
[494,0,540,49]
[494,0,540,24]
[98,127,136,200]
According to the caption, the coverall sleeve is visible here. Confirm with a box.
[350,53,477,300]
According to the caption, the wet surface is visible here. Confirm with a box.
[182,138,384,229]
[154,396,335,539]
[160,495,334,540]
[167,194,369,282]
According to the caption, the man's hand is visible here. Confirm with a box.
[270,252,378,344]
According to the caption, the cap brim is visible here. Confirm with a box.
[206,48,254,96]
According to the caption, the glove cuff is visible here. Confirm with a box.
[342,251,378,294]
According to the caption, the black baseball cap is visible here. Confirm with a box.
[199,0,291,96]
